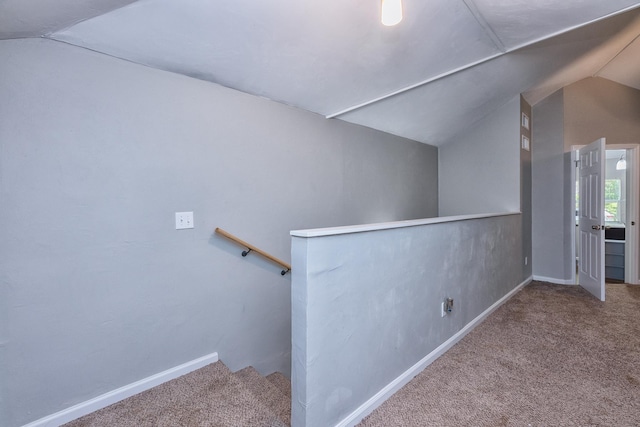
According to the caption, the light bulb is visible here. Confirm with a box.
[616,158,627,170]
[381,0,403,26]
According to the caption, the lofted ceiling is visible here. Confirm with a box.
[2,0,640,146]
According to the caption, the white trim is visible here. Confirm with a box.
[625,145,639,285]
[291,212,520,238]
[599,143,640,285]
[570,148,578,286]
[22,352,219,427]
[334,277,532,427]
[532,275,576,285]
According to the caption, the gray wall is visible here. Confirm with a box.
[438,94,528,281]
[439,96,521,216]
[0,38,438,427]
[531,90,570,281]
[291,214,524,427]
[564,78,640,149]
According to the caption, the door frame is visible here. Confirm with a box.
[571,147,578,285]
[625,145,639,285]
[571,143,640,285]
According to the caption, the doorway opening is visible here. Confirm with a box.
[572,144,639,287]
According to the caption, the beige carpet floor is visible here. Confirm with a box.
[62,281,639,426]
[63,362,290,427]
[359,281,640,426]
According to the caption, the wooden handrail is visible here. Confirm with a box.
[215,227,291,275]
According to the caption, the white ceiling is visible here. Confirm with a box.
[2,0,640,146]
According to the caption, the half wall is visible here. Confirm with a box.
[291,213,525,427]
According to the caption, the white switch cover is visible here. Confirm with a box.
[175,212,194,229]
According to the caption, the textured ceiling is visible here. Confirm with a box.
[0,0,136,39]
[2,0,640,146]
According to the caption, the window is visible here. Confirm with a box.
[576,179,622,222]
[605,179,621,222]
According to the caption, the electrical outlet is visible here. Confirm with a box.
[175,212,194,230]
[442,298,454,317]
[525,256,528,265]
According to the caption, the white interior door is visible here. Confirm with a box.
[578,138,605,301]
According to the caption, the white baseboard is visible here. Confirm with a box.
[335,277,532,427]
[23,352,219,427]
[532,275,576,285]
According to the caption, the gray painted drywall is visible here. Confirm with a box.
[438,96,521,216]
[521,96,533,279]
[564,78,640,149]
[0,38,438,427]
[0,257,6,425]
[291,214,523,427]
[531,90,569,281]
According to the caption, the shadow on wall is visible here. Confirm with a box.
[208,232,293,280]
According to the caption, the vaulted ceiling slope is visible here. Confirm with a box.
[2,0,640,146]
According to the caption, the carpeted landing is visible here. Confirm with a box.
[64,281,640,426]
[359,282,640,426]
[63,363,291,427]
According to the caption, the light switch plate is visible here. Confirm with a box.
[175,212,194,229]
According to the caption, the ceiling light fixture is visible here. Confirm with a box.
[381,0,403,26]
[616,154,627,170]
